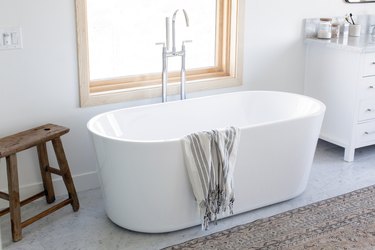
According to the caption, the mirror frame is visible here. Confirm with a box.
[345,0,375,3]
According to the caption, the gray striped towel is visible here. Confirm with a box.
[182,127,240,230]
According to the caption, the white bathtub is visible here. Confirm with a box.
[87,91,325,233]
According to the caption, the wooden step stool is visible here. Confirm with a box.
[0,124,80,242]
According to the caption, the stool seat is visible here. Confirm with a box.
[0,123,79,242]
[0,124,68,158]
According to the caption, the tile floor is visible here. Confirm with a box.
[2,140,375,250]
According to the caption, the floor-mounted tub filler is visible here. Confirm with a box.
[87,91,325,233]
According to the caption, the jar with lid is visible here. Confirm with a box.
[317,18,332,39]
[331,23,340,38]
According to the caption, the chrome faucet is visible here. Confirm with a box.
[156,9,192,102]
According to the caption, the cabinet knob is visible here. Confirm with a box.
[366,108,373,112]
[369,85,374,89]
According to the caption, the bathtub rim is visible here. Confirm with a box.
[87,91,326,144]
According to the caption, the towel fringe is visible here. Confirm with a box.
[199,189,235,230]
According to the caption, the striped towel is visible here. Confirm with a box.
[182,127,240,230]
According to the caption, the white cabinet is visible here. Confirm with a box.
[304,38,375,161]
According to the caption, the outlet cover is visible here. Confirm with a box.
[0,26,23,50]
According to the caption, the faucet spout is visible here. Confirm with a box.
[172,9,189,53]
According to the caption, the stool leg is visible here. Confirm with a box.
[6,154,22,242]
[37,143,56,204]
[52,137,79,211]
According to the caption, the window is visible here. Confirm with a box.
[76,0,243,106]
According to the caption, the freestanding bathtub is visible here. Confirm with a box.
[87,91,325,233]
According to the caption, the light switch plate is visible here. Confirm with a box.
[0,26,23,50]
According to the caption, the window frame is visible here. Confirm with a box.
[76,0,244,107]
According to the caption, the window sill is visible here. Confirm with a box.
[80,76,242,107]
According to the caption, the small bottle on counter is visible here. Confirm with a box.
[331,23,340,38]
[317,18,332,39]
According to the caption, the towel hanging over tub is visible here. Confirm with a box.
[182,126,240,230]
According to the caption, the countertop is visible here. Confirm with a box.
[305,35,375,53]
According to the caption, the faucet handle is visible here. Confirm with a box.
[182,40,192,46]
[155,42,166,47]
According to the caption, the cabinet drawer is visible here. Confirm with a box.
[358,99,375,121]
[363,53,375,77]
[358,77,375,99]
[356,121,375,146]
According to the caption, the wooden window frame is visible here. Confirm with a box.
[76,0,244,107]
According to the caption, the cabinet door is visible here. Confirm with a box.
[358,99,375,121]
[358,77,375,99]
[362,53,375,77]
[356,121,375,147]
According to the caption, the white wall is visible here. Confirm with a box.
[244,0,375,92]
[0,0,374,198]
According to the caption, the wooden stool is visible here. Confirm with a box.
[0,124,80,242]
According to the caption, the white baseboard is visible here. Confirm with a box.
[0,171,100,209]
[52,171,100,196]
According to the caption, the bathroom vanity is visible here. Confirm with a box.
[304,36,375,161]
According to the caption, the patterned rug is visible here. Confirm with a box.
[164,185,375,249]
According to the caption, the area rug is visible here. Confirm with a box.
[164,185,375,249]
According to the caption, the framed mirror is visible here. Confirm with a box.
[345,0,375,3]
